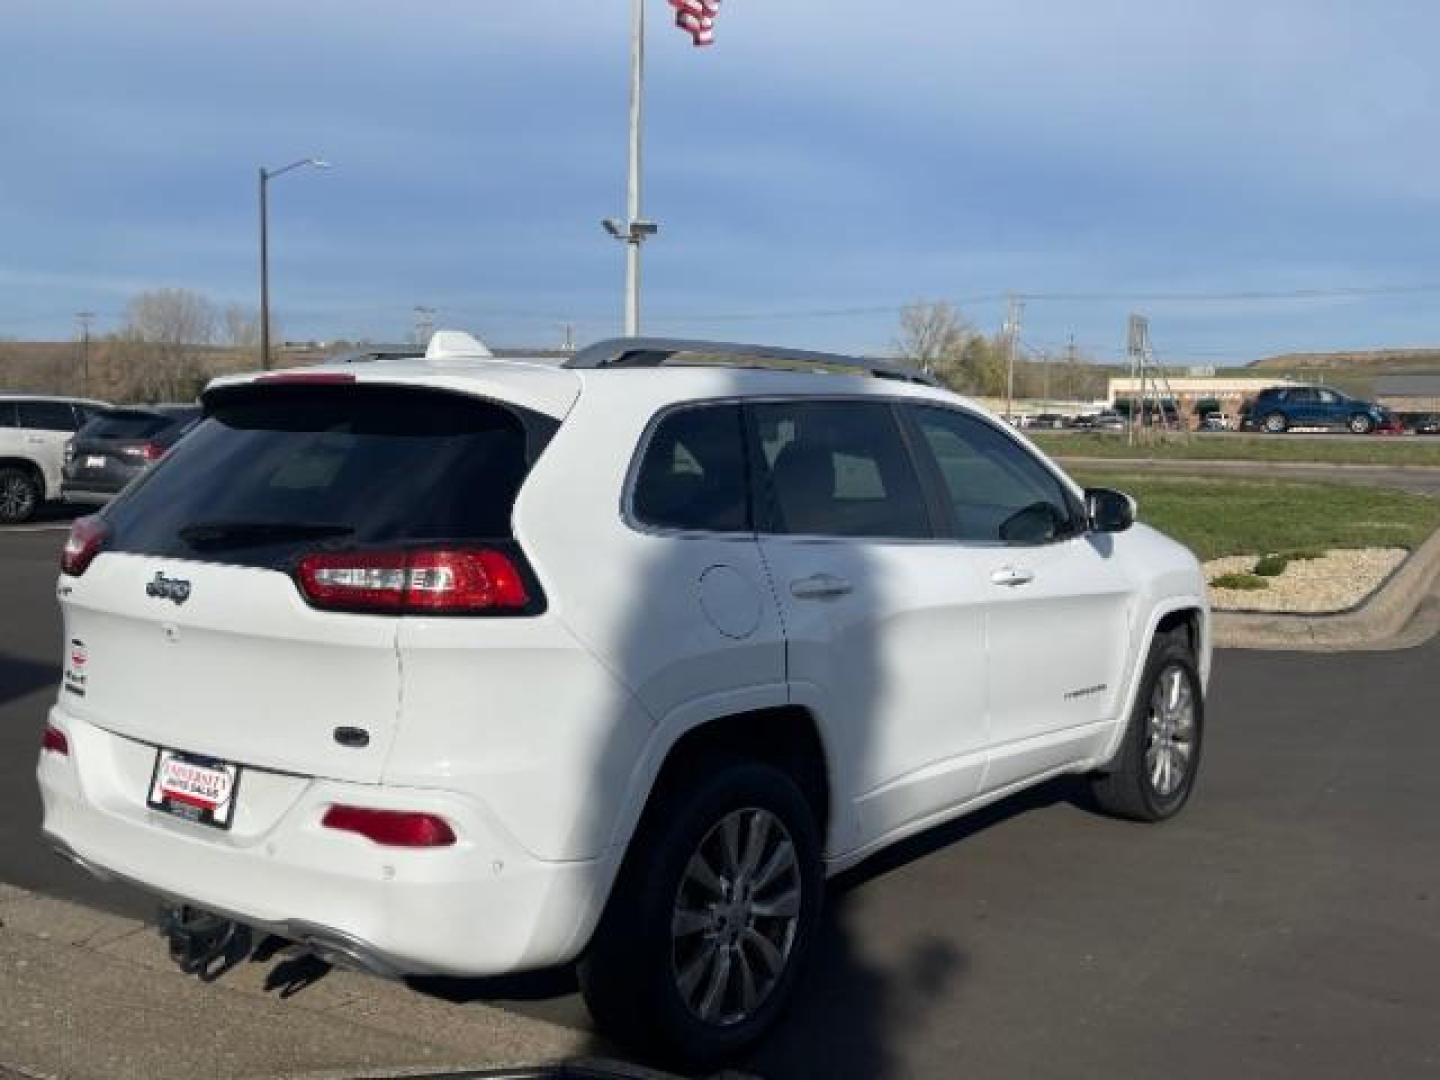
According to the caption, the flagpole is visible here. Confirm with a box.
[625,0,644,336]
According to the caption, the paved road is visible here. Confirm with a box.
[2,525,1438,1078]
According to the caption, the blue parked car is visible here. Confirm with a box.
[1244,385,1390,434]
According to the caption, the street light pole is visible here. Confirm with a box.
[624,0,644,336]
[258,157,330,369]
[602,0,658,337]
[259,167,270,369]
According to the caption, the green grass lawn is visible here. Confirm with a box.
[1068,471,1440,561]
[1034,431,1440,466]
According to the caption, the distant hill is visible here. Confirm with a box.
[1248,348,1440,373]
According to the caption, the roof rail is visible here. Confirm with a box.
[564,337,939,387]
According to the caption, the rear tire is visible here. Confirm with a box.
[0,467,40,524]
[579,758,823,1069]
[1089,629,1203,822]
[1262,412,1287,434]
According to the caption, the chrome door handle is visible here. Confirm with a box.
[990,566,1035,588]
[790,573,853,600]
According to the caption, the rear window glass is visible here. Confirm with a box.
[632,404,749,533]
[83,411,171,439]
[103,386,548,569]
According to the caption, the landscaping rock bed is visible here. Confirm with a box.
[1206,548,1408,613]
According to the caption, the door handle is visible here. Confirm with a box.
[990,566,1035,588]
[790,573,853,600]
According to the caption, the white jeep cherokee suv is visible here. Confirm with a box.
[38,337,1209,1064]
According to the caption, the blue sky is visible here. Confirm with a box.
[4,0,1440,364]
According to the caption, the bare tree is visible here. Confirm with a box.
[222,304,263,349]
[894,301,971,379]
[119,288,218,401]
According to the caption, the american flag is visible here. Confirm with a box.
[669,0,722,47]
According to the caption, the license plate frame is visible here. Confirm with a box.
[84,455,106,468]
[146,749,242,830]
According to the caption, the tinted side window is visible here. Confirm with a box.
[752,400,931,539]
[18,401,80,431]
[909,405,1077,546]
[633,403,749,533]
[0,402,16,428]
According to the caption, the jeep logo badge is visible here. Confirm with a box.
[146,572,192,605]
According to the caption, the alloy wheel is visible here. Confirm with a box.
[1145,663,1196,798]
[670,807,802,1026]
[0,474,36,522]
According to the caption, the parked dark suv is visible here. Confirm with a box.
[61,404,201,505]
[1244,385,1389,434]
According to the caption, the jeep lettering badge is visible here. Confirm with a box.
[145,572,191,605]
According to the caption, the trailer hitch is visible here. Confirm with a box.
[158,904,252,980]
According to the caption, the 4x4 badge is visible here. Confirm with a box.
[146,572,192,605]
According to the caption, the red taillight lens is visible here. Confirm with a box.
[60,515,109,577]
[295,548,530,613]
[125,441,166,462]
[320,805,456,847]
[42,725,69,756]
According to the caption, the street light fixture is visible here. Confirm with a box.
[259,157,330,369]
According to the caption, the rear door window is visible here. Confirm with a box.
[750,400,932,539]
[103,385,550,569]
[0,402,16,428]
[18,401,81,432]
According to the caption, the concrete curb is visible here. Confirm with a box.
[1210,525,1440,651]
[0,884,685,1080]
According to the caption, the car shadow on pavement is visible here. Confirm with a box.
[394,778,1083,1078]
[0,653,59,709]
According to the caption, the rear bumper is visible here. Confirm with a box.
[37,706,616,977]
[59,485,116,506]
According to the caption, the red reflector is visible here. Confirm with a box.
[296,548,529,613]
[42,725,69,756]
[254,372,356,385]
[60,515,109,577]
[321,806,456,847]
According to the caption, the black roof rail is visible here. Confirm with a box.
[564,337,939,387]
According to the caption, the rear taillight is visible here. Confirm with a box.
[320,805,456,847]
[60,515,109,577]
[122,441,166,462]
[295,548,530,614]
[42,725,69,756]
[63,440,74,466]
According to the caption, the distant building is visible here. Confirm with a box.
[1106,375,1301,418]
[1374,374,1440,414]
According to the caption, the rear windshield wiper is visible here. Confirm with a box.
[178,521,355,549]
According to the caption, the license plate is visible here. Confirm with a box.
[85,455,106,468]
[147,749,241,830]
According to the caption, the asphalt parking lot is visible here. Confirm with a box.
[2,523,1438,1079]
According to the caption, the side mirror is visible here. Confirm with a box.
[1085,487,1135,533]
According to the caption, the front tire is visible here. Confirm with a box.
[1089,630,1203,822]
[579,759,823,1068]
[1348,413,1374,435]
[0,467,40,524]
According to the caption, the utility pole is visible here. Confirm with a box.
[1065,332,1078,402]
[562,323,576,354]
[413,305,436,346]
[75,312,95,396]
[1003,294,1024,423]
[602,0,659,336]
